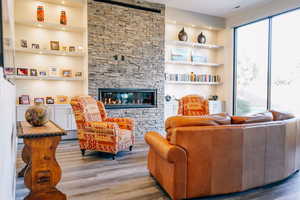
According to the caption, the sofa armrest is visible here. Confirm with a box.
[105,117,134,131]
[145,131,187,200]
[85,121,120,136]
[145,131,182,162]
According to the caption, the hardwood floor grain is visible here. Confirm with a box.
[16,138,300,200]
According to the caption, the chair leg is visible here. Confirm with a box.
[129,145,133,151]
[81,149,86,156]
[112,154,116,160]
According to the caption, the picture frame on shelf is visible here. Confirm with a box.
[48,67,58,77]
[31,43,40,49]
[34,97,45,104]
[30,69,38,76]
[69,46,76,52]
[56,96,69,104]
[75,72,82,78]
[61,46,67,52]
[39,70,47,77]
[62,69,72,77]
[19,95,30,105]
[46,97,55,104]
[20,39,28,48]
[191,52,208,63]
[50,41,60,51]
[4,67,15,75]
[170,48,190,62]
[17,68,29,76]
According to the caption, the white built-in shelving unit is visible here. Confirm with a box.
[12,0,88,133]
[164,21,225,117]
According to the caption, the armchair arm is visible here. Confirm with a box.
[105,117,134,131]
[85,121,120,136]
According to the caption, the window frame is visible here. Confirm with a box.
[233,7,300,115]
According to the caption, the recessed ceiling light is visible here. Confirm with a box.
[234,5,241,9]
[62,1,65,4]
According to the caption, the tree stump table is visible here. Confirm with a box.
[17,121,67,200]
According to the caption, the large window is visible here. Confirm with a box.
[234,8,300,115]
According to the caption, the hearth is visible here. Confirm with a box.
[98,88,157,109]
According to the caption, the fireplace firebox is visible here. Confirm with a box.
[98,88,157,109]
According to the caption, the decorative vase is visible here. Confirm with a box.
[197,32,206,44]
[37,5,44,22]
[60,10,67,25]
[178,28,188,41]
[25,103,49,127]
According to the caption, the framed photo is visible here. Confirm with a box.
[19,95,30,105]
[56,96,69,104]
[191,51,207,63]
[75,72,82,77]
[34,98,45,104]
[30,69,38,76]
[17,68,29,76]
[20,39,28,48]
[50,41,60,51]
[170,48,190,62]
[31,43,40,49]
[48,67,58,77]
[62,69,72,77]
[46,97,55,104]
[4,67,15,75]
[61,46,67,52]
[69,46,75,52]
[39,70,47,77]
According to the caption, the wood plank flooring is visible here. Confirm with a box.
[16,138,300,200]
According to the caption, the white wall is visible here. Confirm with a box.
[0,69,17,200]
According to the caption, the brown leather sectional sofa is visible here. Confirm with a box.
[145,113,300,200]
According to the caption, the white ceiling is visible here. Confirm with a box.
[146,0,274,17]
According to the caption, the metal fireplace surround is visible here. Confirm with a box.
[98,88,157,109]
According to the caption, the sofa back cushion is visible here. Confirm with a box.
[231,112,273,124]
[270,110,295,121]
[165,113,231,141]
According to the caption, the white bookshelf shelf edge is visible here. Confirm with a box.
[16,48,85,57]
[7,75,84,81]
[166,81,222,85]
[15,20,85,33]
[166,61,222,67]
[166,40,223,49]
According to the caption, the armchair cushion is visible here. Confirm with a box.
[105,117,134,130]
[86,121,120,136]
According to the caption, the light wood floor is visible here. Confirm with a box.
[16,138,300,200]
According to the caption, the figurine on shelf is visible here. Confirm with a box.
[197,32,207,44]
[60,10,67,25]
[37,5,45,22]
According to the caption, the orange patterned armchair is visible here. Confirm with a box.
[70,96,135,159]
[178,95,209,116]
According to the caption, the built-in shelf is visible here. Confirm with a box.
[166,20,223,31]
[166,81,221,85]
[16,48,85,57]
[20,0,83,8]
[166,60,222,67]
[7,75,84,81]
[166,40,223,49]
[15,20,85,33]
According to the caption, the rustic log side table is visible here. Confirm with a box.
[18,121,67,200]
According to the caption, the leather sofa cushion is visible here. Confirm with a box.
[231,112,273,124]
[165,113,231,130]
[270,110,295,121]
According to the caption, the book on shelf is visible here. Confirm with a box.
[165,73,220,83]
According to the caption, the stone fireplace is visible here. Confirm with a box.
[88,0,165,135]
